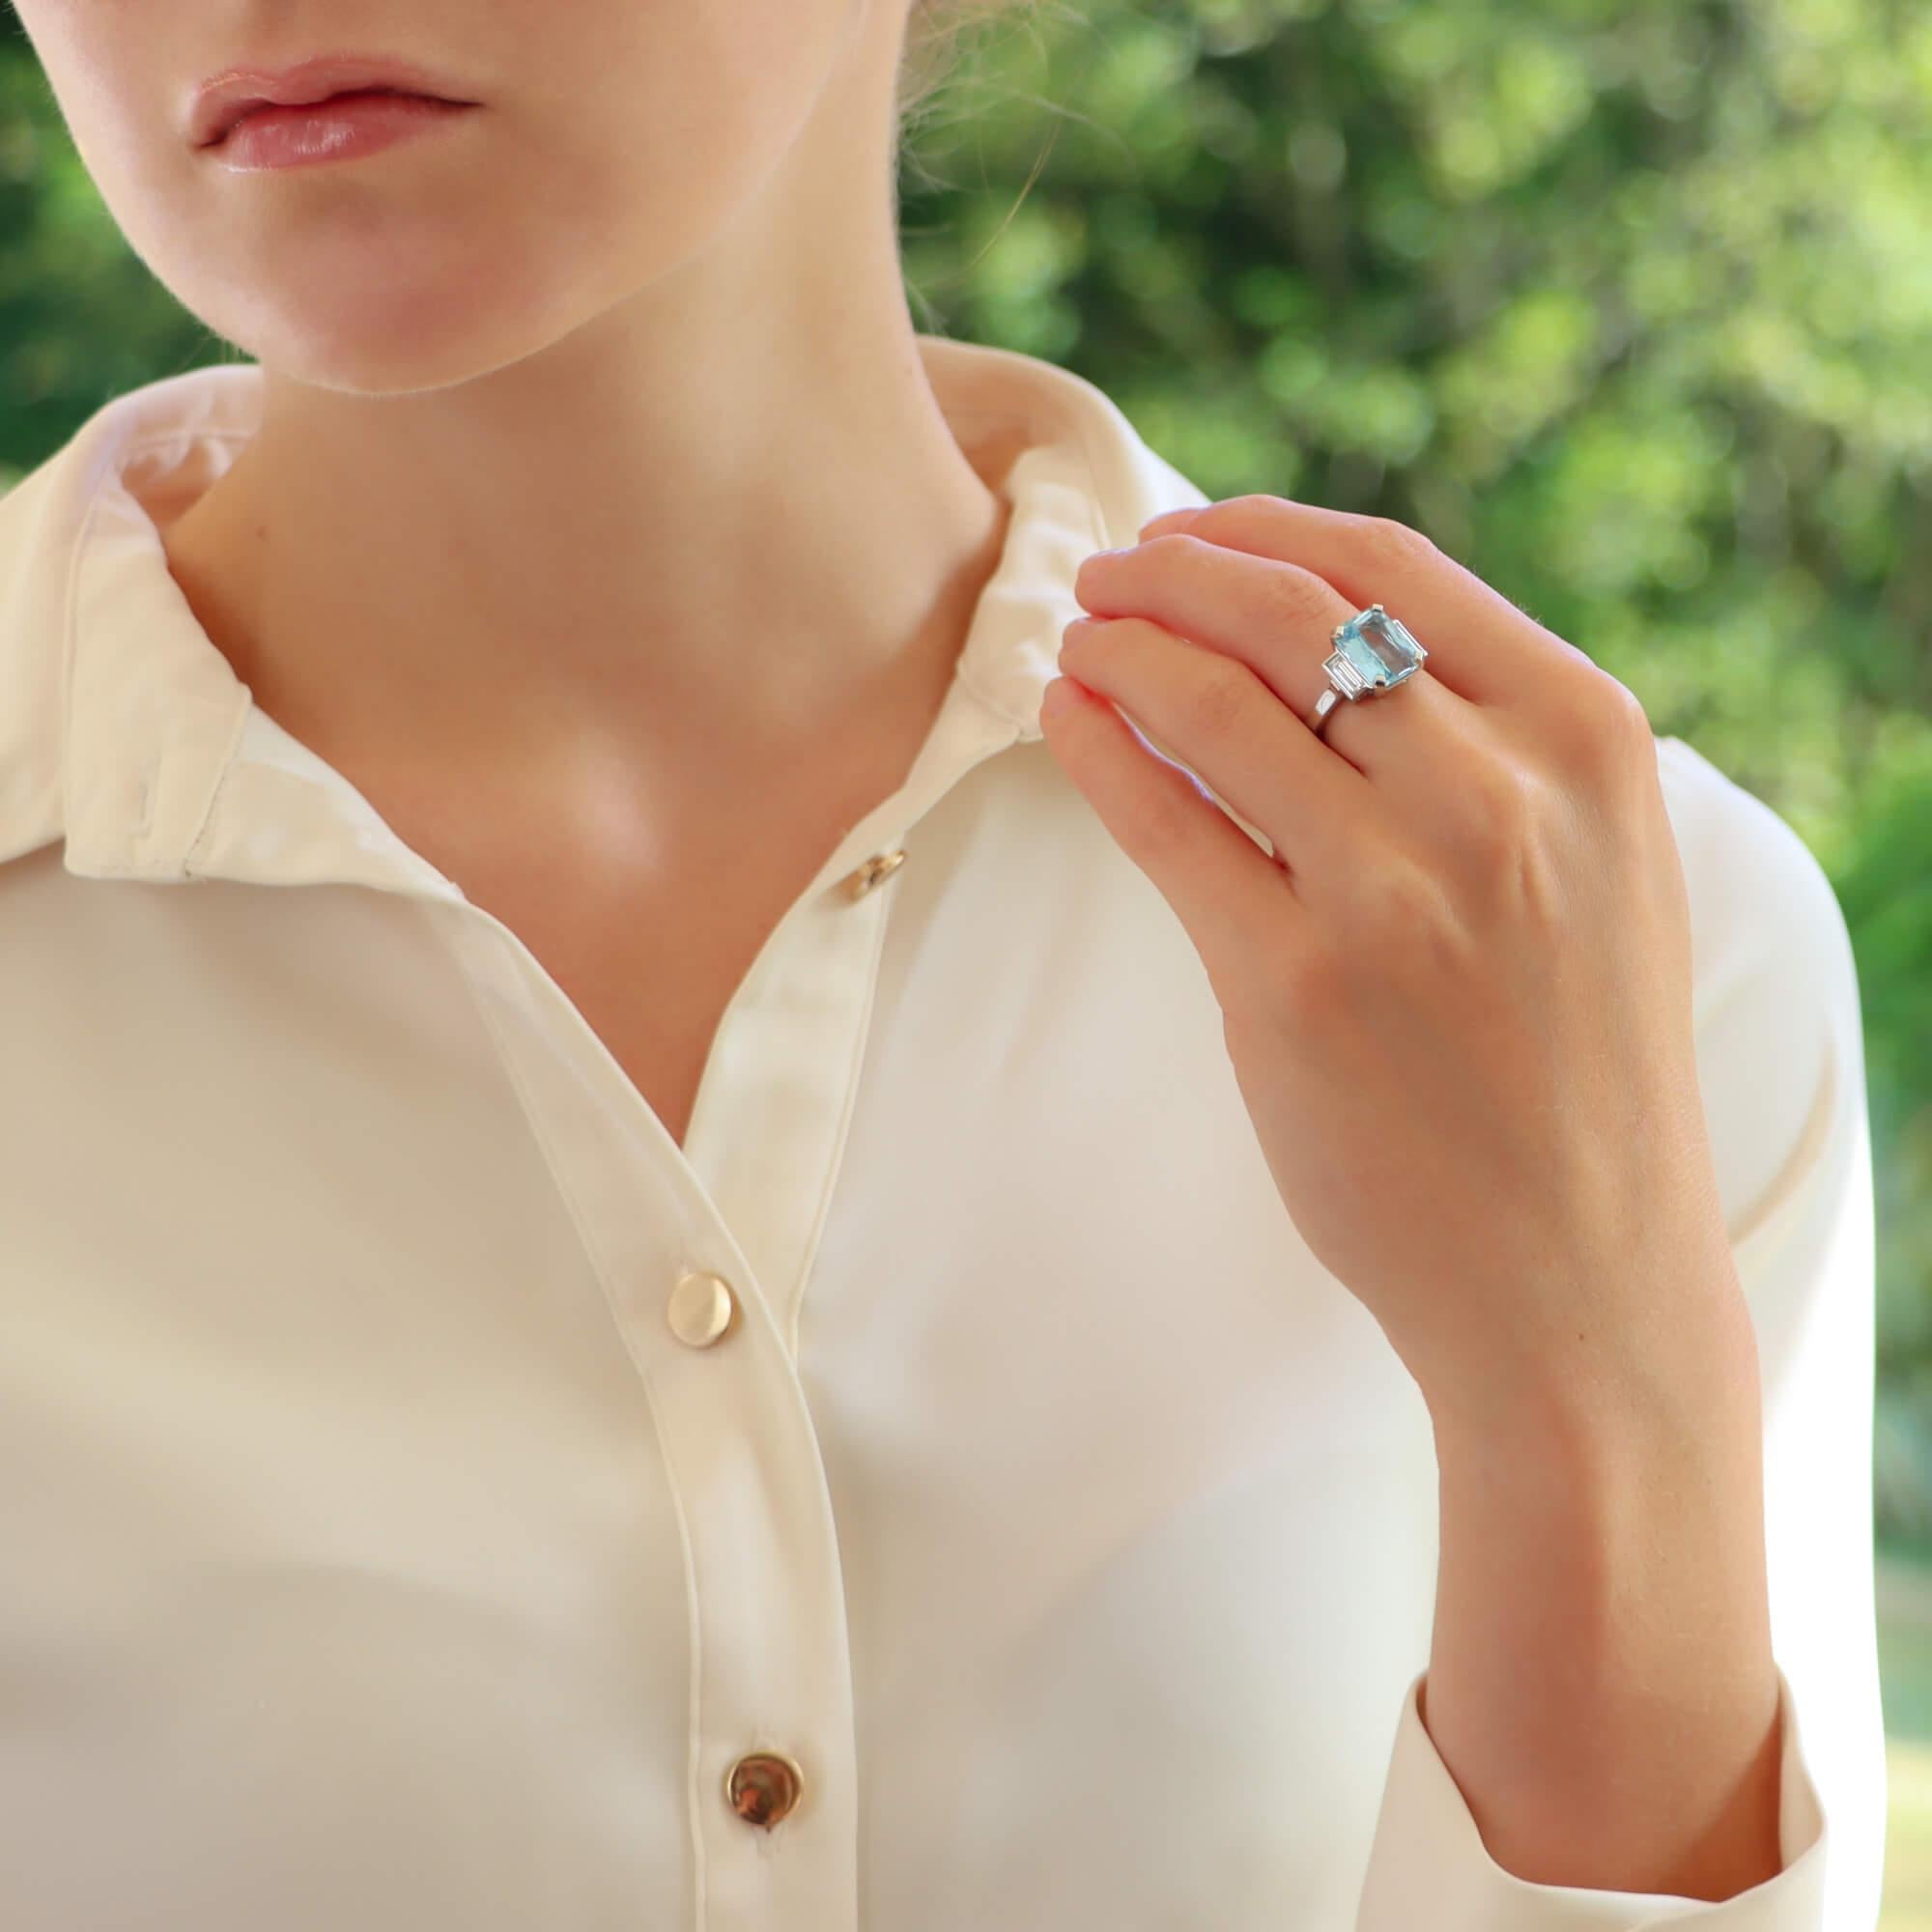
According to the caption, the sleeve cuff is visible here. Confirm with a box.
[1353,1663,1828,1930]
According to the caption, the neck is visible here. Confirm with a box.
[156,288,1010,803]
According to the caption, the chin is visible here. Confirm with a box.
[149,200,599,395]
[204,272,590,397]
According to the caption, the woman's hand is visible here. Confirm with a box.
[1039,494,1751,1434]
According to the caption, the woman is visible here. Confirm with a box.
[0,1,1886,1926]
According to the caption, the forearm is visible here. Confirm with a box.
[1420,1289,1787,1901]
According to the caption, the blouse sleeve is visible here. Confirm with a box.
[1351,734,1889,1930]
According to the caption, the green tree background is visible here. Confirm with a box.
[4,0,1930,1538]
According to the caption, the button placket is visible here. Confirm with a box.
[446,914,862,1923]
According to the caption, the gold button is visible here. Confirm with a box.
[726,1750,804,1828]
[841,848,905,901]
[666,1270,737,1349]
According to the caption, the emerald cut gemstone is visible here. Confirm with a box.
[1323,604,1427,698]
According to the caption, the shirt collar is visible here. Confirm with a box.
[0,334,1208,899]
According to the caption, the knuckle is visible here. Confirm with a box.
[1602,673,1656,747]
[1110,747,1200,867]
[1133,787,1199,867]
[1196,493,1280,527]
[1179,649,1258,743]
[1123,531,1217,595]
[1559,671,1655,780]
[1146,531,1212,566]
[1256,561,1339,633]
[1346,514,1439,577]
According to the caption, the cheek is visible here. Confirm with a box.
[558,0,864,256]
[14,0,171,217]
[542,0,848,279]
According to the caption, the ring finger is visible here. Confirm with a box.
[1071,532,1475,784]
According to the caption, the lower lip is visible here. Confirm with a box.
[206,90,478,171]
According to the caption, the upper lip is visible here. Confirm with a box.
[188,55,476,149]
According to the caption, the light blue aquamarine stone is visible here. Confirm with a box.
[1323,604,1427,697]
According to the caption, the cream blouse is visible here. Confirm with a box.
[0,331,1888,1928]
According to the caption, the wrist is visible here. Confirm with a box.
[1418,1280,1763,1475]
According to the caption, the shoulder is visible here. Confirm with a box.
[1652,732,1863,1265]
[0,368,265,867]
[0,424,107,873]
[1652,732,1857,1037]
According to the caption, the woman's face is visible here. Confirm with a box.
[12,0,894,393]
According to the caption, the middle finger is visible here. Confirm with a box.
[1072,532,1476,781]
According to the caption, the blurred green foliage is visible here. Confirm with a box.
[3,1,1930,1528]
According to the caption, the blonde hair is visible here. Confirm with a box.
[895,0,1046,144]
